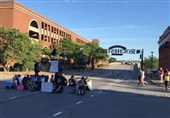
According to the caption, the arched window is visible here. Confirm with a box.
[29,20,39,40]
[30,20,38,28]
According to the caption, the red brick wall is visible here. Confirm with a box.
[0,2,13,28]
[0,1,90,48]
[159,42,170,70]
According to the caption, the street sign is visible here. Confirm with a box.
[108,45,141,55]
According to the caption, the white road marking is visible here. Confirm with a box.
[9,96,18,100]
[90,95,94,97]
[34,91,39,94]
[122,74,127,80]
[76,101,82,104]
[52,111,62,117]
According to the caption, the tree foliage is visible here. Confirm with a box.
[109,57,117,63]
[0,27,41,70]
[0,27,109,71]
[56,38,109,65]
[143,56,158,71]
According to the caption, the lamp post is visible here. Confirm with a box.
[91,50,94,71]
[151,51,154,79]
[140,49,144,70]
[78,48,83,72]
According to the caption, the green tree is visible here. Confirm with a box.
[143,56,158,72]
[0,27,41,71]
[109,57,117,63]
[57,38,108,67]
[83,43,108,62]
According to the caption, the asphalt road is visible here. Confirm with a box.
[0,63,170,118]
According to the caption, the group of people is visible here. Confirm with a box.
[6,74,50,92]
[159,67,169,92]
[5,72,92,95]
[138,67,170,91]
[51,73,91,95]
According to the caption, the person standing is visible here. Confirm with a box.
[159,67,164,82]
[34,62,40,75]
[163,69,169,92]
[139,68,145,86]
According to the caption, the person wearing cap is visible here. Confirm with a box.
[159,67,164,82]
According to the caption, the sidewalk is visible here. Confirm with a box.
[0,65,111,81]
[146,73,165,87]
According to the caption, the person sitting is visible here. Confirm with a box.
[75,77,85,95]
[11,75,18,88]
[52,74,63,93]
[68,75,76,87]
[22,75,29,90]
[84,76,92,90]
[50,74,55,84]
[30,75,40,92]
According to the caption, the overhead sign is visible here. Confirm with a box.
[108,45,141,56]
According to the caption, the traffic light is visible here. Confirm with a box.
[136,50,140,54]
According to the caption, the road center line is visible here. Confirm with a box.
[34,91,39,94]
[122,74,127,80]
[52,111,62,117]
[76,101,82,104]
[90,95,94,97]
[9,96,18,100]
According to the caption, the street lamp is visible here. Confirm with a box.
[140,49,144,70]
[91,50,95,71]
[78,48,83,72]
[151,51,154,79]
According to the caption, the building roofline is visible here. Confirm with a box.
[0,0,90,43]
[158,26,170,44]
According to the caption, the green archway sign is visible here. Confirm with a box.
[108,45,141,56]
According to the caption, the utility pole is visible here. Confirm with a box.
[141,49,144,70]
[151,51,154,79]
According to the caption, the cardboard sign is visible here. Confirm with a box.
[41,82,53,92]
[50,60,59,72]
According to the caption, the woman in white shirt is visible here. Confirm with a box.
[139,69,145,86]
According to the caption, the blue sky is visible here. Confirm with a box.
[16,0,170,60]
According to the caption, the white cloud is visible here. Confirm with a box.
[71,25,142,31]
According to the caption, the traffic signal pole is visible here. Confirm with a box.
[141,49,144,70]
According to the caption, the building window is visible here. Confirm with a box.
[45,23,47,30]
[45,35,47,41]
[51,27,53,32]
[48,25,50,31]
[42,22,44,29]
[48,36,50,42]
[53,28,56,34]
[41,34,44,40]
[59,30,61,35]
[57,29,58,34]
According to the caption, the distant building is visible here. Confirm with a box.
[0,0,90,47]
[158,26,170,70]
[92,39,100,46]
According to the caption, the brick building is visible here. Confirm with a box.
[158,26,170,70]
[0,0,90,47]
